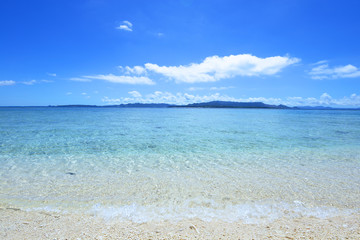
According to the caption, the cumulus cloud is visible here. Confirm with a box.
[102,92,238,105]
[143,54,300,83]
[83,74,155,85]
[128,90,142,98]
[310,63,360,79]
[283,93,360,106]
[101,91,360,107]
[0,80,16,86]
[102,91,285,105]
[116,20,133,31]
[75,54,298,87]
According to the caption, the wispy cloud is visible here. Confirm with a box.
[188,86,234,91]
[210,86,235,91]
[311,60,328,66]
[69,77,92,82]
[83,74,155,85]
[188,87,206,91]
[119,66,147,75]
[0,80,16,86]
[47,73,57,77]
[21,80,53,85]
[22,80,37,85]
[66,92,72,95]
[309,62,360,79]
[41,80,54,83]
[81,92,90,99]
[102,91,360,107]
[116,20,133,31]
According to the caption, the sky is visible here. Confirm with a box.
[1,0,360,107]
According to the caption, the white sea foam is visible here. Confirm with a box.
[26,206,62,213]
[89,200,356,224]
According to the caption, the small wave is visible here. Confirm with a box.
[88,200,355,224]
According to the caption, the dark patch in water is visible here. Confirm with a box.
[302,136,320,141]
[335,130,349,135]
[66,172,76,176]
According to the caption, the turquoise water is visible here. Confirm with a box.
[0,107,359,223]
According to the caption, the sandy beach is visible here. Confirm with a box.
[1,208,359,239]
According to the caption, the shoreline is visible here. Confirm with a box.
[1,208,359,239]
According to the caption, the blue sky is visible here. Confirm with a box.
[1,0,360,106]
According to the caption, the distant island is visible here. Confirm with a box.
[51,101,360,110]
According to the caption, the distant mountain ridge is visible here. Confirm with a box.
[172,101,290,109]
[35,101,360,110]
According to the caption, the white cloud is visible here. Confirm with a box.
[102,96,121,104]
[0,80,16,86]
[70,77,92,82]
[123,20,132,27]
[66,92,72,95]
[312,60,328,65]
[22,79,53,85]
[81,92,87,95]
[22,80,37,85]
[188,86,234,91]
[101,91,360,107]
[120,66,147,75]
[83,74,155,85]
[128,90,142,98]
[188,87,205,91]
[210,86,235,91]
[309,63,360,79]
[102,91,281,105]
[76,54,298,87]
[284,93,360,106]
[47,73,56,77]
[143,54,300,83]
[41,80,53,83]
[116,20,133,31]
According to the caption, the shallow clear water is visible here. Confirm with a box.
[0,107,359,223]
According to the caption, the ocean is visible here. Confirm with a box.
[0,107,359,223]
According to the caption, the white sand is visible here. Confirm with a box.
[1,207,359,239]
